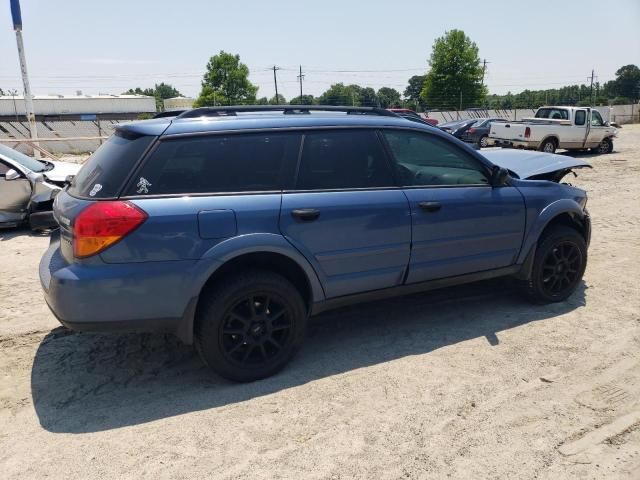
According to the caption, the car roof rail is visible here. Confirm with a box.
[153,110,185,119]
[175,105,399,119]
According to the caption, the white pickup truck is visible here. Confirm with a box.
[487,106,617,154]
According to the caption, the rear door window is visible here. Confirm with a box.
[575,110,586,126]
[68,130,154,198]
[295,130,394,190]
[127,132,301,195]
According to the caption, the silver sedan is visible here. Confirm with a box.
[0,144,81,229]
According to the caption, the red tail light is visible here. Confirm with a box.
[467,128,476,133]
[73,201,147,258]
[524,127,531,138]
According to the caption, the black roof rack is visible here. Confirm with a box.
[175,105,399,119]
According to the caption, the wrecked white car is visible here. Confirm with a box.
[481,149,591,183]
[0,144,81,229]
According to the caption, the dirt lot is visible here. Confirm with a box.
[1,126,639,479]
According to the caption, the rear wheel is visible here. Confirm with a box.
[195,271,307,382]
[524,226,587,303]
[539,138,557,154]
[592,137,613,154]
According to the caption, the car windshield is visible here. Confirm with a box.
[472,119,488,127]
[0,144,47,172]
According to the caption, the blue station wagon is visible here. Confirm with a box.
[40,106,591,381]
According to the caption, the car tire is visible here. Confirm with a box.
[592,137,614,154]
[195,270,308,382]
[524,226,587,304]
[538,138,557,154]
[479,135,489,148]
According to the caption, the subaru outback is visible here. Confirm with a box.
[40,106,591,381]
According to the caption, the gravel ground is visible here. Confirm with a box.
[1,126,639,479]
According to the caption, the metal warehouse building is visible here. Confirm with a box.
[0,94,156,120]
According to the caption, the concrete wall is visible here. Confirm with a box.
[0,95,156,116]
[425,105,639,125]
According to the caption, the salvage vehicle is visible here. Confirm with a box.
[487,106,617,154]
[460,117,507,148]
[388,108,439,126]
[438,118,477,139]
[40,105,591,382]
[0,144,80,229]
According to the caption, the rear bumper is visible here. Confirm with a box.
[487,138,539,149]
[39,232,198,343]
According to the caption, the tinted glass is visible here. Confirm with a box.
[296,130,393,190]
[535,108,569,120]
[128,132,300,195]
[591,111,604,126]
[575,110,586,126]
[383,130,489,186]
[68,130,154,198]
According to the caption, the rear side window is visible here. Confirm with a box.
[575,110,586,126]
[127,132,300,195]
[535,108,569,120]
[68,130,154,198]
[296,130,393,190]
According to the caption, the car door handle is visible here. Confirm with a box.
[418,201,442,213]
[291,208,320,221]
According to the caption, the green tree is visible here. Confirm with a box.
[256,97,269,105]
[360,87,378,107]
[269,93,287,105]
[123,82,182,111]
[377,87,402,108]
[0,88,4,96]
[612,64,640,102]
[195,51,258,106]
[404,75,426,110]
[289,95,316,105]
[318,83,350,105]
[420,30,486,109]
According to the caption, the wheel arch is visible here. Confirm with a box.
[539,135,559,148]
[175,234,325,345]
[516,201,589,279]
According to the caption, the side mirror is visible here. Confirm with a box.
[491,166,509,186]
[5,168,21,181]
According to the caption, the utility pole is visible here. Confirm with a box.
[10,0,39,158]
[9,89,19,123]
[459,89,463,114]
[481,59,489,86]
[272,65,280,103]
[297,65,304,101]
[589,69,595,106]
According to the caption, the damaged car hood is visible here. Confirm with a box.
[44,160,82,182]
[481,149,591,180]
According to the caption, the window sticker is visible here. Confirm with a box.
[136,177,152,194]
[89,184,102,197]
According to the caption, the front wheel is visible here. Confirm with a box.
[592,137,613,154]
[479,135,489,148]
[195,271,308,382]
[524,226,587,303]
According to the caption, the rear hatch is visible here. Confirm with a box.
[54,128,157,263]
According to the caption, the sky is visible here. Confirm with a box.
[0,0,639,101]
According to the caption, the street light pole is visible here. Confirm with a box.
[10,0,40,158]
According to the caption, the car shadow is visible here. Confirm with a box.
[31,278,587,433]
[0,225,52,241]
